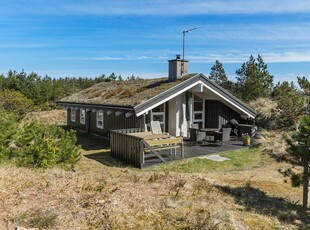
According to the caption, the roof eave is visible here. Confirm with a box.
[56,101,135,111]
[134,73,257,118]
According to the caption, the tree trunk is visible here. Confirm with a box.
[302,163,309,210]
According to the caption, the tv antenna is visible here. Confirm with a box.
[182,27,197,75]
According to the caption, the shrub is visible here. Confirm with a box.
[0,110,80,169]
[272,92,306,130]
[0,89,36,118]
[13,123,80,169]
[0,110,18,163]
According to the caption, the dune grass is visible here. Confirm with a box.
[148,145,269,173]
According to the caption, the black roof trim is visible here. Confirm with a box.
[198,74,257,117]
[134,73,256,117]
[134,74,201,115]
[56,101,135,111]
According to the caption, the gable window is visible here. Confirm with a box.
[151,104,165,132]
[96,110,104,129]
[193,94,204,129]
[80,109,85,124]
[71,109,76,122]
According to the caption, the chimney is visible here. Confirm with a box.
[168,54,188,82]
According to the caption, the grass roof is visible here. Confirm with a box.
[61,74,196,107]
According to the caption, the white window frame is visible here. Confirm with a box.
[150,104,165,132]
[80,109,85,124]
[96,110,104,129]
[192,93,205,128]
[71,109,76,122]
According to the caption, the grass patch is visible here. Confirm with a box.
[148,146,268,173]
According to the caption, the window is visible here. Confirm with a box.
[193,95,204,129]
[71,109,76,122]
[96,110,104,129]
[80,109,85,124]
[151,104,165,132]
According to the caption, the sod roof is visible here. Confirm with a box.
[60,74,196,107]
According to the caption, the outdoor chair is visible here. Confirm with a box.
[222,124,238,140]
[191,123,199,129]
[189,128,206,145]
[150,121,163,135]
[214,128,232,146]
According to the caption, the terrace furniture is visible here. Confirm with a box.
[189,128,206,145]
[221,124,238,140]
[191,123,199,129]
[238,124,257,137]
[200,128,220,143]
[150,121,163,135]
[143,135,184,160]
[214,128,232,146]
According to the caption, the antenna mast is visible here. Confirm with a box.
[182,27,197,76]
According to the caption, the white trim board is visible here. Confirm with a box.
[135,79,255,119]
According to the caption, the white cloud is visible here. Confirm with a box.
[189,51,310,63]
[58,51,310,64]
[61,0,310,16]
[0,44,54,48]
[57,55,168,61]
[3,0,310,16]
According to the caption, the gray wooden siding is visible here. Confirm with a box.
[67,108,86,130]
[67,108,143,138]
[205,100,241,128]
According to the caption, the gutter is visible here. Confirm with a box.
[56,101,135,111]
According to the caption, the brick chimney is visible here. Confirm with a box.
[168,55,188,82]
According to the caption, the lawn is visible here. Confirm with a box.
[148,145,269,173]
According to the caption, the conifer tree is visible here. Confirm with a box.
[209,60,228,86]
[285,116,310,210]
[235,55,273,101]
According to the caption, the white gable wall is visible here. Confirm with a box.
[168,92,188,137]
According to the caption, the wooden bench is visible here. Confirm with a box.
[142,137,184,163]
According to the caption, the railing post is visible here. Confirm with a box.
[181,138,184,158]
[140,140,145,168]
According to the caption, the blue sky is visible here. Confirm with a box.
[0,0,309,83]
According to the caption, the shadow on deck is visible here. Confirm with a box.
[76,131,246,168]
[143,140,246,167]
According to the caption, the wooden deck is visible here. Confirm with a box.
[109,128,246,168]
[142,139,246,167]
[110,130,183,168]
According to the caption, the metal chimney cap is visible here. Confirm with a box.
[176,54,181,60]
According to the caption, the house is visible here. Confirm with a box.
[57,57,256,138]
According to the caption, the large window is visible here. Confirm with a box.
[151,104,165,132]
[96,110,104,129]
[80,109,85,124]
[71,109,76,122]
[193,95,204,129]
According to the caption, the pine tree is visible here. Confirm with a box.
[285,116,310,210]
[235,55,273,101]
[209,60,228,86]
[298,76,310,96]
[272,81,297,99]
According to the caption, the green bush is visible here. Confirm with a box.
[0,110,80,169]
[0,89,36,118]
[0,111,17,162]
[13,123,80,169]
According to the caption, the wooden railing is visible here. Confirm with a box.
[110,129,144,168]
[110,128,184,168]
